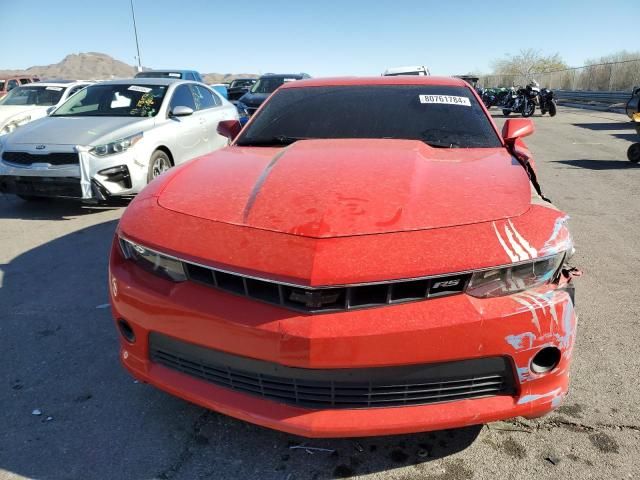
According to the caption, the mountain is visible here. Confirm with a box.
[0,52,136,80]
[0,52,258,84]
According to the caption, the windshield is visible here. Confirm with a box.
[136,71,182,79]
[0,85,66,106]
[250,77,297,94]
[236,85,501,148]
[52,84,167,117]
[231,79,255,88]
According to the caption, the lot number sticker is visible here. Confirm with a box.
[419,95,470,106]
[128,85,152,93]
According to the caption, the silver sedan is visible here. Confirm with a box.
[0,78,238,201]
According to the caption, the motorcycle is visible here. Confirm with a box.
[537,86,557,117]
[482,87,510,109]
[502,85,536,117]
[627,113,640,163]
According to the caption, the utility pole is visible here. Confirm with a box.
[130,0,143,71]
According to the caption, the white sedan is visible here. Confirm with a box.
[0,80,92,136]
[0,78,238,201]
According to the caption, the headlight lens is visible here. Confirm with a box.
[90,133,143,157]
[0,115,32,135]
[118,237,186,282]
[466,253,564,298]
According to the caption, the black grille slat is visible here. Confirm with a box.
[180,257,471,313]
[2,151,79,166]
[149,333,514,410]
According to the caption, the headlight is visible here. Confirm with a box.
[466,253,564,298]
[0,115,32,135]
[118,237,186,282]
[90,133,143,157]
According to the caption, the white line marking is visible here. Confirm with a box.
[508,220,538,258]
[493,222,519,262]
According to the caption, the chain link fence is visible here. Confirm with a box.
[479,59,640,92]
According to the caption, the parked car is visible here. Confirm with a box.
[0,80,92,136]
[135,70,204,83]
[383,65,430,76]
[0,76,40,99]
[0,78,237,201]
[209,84,228,99]
[109,76,578,438]
[227,78,256,102]
[236,73,310,117]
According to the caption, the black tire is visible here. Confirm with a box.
[147,150,173,183]
[17,195,47,202]
[548,100,557,117]
[628,143,640,163]
[502,109,511,116]
[522,101,535,118]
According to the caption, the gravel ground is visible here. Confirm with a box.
[1,107,639,480]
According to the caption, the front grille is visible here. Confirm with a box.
[149,333,515,409]
[183,260,470,314]
[0,175,82,198]
[2,151,79,166]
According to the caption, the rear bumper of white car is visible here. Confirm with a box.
[0,147,148,200]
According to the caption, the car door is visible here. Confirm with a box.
[167,84,202,164]
[189,84,232,153]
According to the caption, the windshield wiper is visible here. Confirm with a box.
[272,135,311,145]
[238,135,312,147]
[423,140,461,148]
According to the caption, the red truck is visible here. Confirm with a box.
[0,76,40,99]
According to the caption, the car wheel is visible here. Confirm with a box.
[627,143,640,163]
[502,109,511,116]
[147,150,172,182]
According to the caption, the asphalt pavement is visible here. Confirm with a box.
[1,107,639,480]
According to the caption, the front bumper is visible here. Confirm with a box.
[109,241,577,438]
[0,147,148,200]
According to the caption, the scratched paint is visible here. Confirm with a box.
[505,332,536,350]
[517,387,562,405]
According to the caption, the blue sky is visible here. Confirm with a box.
[1,0,638,76]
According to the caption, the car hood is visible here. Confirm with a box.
[237,92,270,108]
[0,105,46,125]
[157,139,531,238]
[3,116,153,146]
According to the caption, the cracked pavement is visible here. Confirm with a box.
[1,107,639,479]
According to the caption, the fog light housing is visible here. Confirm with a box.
[117,318,136,343]
[98,165,132,189]
[530,347,561,374]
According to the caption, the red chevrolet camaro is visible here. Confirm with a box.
[109,76,578,438]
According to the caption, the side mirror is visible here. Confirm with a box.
[502,118,535,145]
[217,119,242,141]
[170,106,194,117]
[46,106,56,116]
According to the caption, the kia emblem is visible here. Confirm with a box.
[35,145,46,150]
